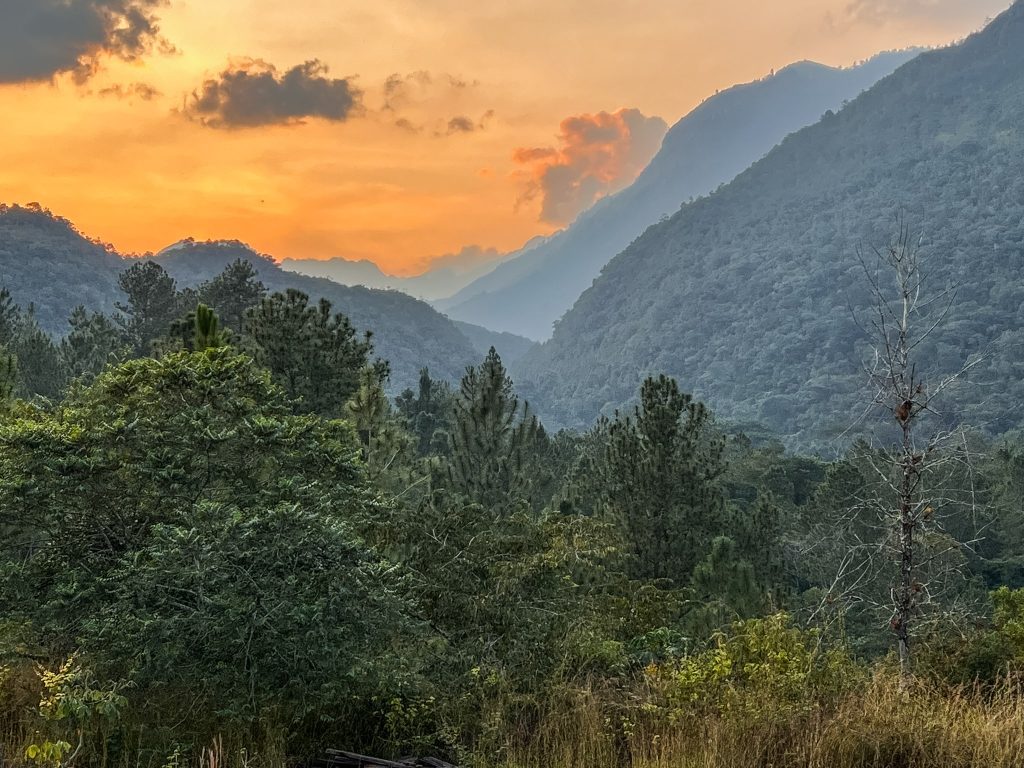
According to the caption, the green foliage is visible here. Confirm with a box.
[114,261,187,355]
[60,306,125,385]
[0,350,421,744]
[440,348,546,512]
[195,258,266,332]
[518,6,1024,450]
[603,375,727,586]
[10,311,66,400]
[645,613,864,722]
[243,289,377,417]
[395,368,455,457]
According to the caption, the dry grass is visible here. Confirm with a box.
[501,675,1024,768]
[4,671,1024,768]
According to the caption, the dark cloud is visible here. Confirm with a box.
[514,108,667,224]
[0,0,169,84]
[185,59,362,129]
[444,110,494,135]
[98,81,161,100]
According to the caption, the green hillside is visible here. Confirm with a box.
[0,209,479,390]
[516,1,1024,448]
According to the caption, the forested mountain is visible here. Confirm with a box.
[0,204,125,335]
[451,320,536,365]
[0,209,479,389]
[154,241,480,388]
[516,1,1024,447]
[438,50,921,340]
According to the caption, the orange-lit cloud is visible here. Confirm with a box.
[0,0,170,84]
[514,108,667,224]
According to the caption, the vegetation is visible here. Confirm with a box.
[517,3,1024,448]
[0,208,479,391]
[4,6,1024,767]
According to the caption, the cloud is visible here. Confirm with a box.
[841,0,1007,25]
[0,0,169,84]
[414,244,505,275]
[443,110,494,136]
[514,108,667,225]
[98,82,161,100]
[185,59,362,129]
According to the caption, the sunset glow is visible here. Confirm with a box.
[0,0,1009,275]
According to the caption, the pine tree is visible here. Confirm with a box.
[0,288,18,346]
[442,347,543,512]
[242,289,376,417]
[604,375,727,585]
[61,306,125,384]
[197,259,267,332]
[0,346,16,409]
[345,367,413,485]
[115,261,184,355]
[10,309,66,400]
[395,367,455,456]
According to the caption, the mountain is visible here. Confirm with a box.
[154,240,479,388]
[0,204,125,335]
[450,320,536,366]
[516,1,1024,448]
[280,243,515,302]
[0,210,479,391]
[438,50,922,340]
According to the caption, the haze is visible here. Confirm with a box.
[0,0,1009,275]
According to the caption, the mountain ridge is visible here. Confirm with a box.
[437,48,923,340]
[514,1,1024,448]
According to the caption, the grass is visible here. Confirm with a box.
[4,670,1024,768]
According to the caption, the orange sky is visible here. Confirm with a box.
[0,0,1010,275]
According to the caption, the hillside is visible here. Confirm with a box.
[154,240,480,388]
[0,212,479,390]
[516,1,1024,447]
[451,320,536,365]
[0,204,126,335]
[438,50,921,340]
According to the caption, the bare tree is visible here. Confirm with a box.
[813,220,987,680]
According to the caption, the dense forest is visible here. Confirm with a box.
[0,207,479,390]
[6,4,1024,768]
[438,50,919,340]
[4,235,1024,768]
[516,1,1024,449]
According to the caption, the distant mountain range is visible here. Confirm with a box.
[515,0,1024,448]
[0,210,484,391]
[437,49,922,340]
[280,242,549,302]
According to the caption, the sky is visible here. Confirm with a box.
[0,0,1011,276]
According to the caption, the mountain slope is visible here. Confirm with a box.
[451,320,536,365]
[516,1,1024,447]
[438,49,922,340]
[0,211,479,391]
[154,240,479,388]
[0,204,126,335]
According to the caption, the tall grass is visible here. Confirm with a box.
[499,675,1024,768]
[4,671,1024,768]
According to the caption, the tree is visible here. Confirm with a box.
[0,349,420,739]
[10,311,66,400]
[603,375,727,586]
[0,346,15,409]
[395,368,455,457]
[836,223,986,679]
[243,289,377,417]
[114,262,184,355]
[196,259,267,332]
[60,306,125,385]
[441,348,544,512]
[345,366,414,486]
